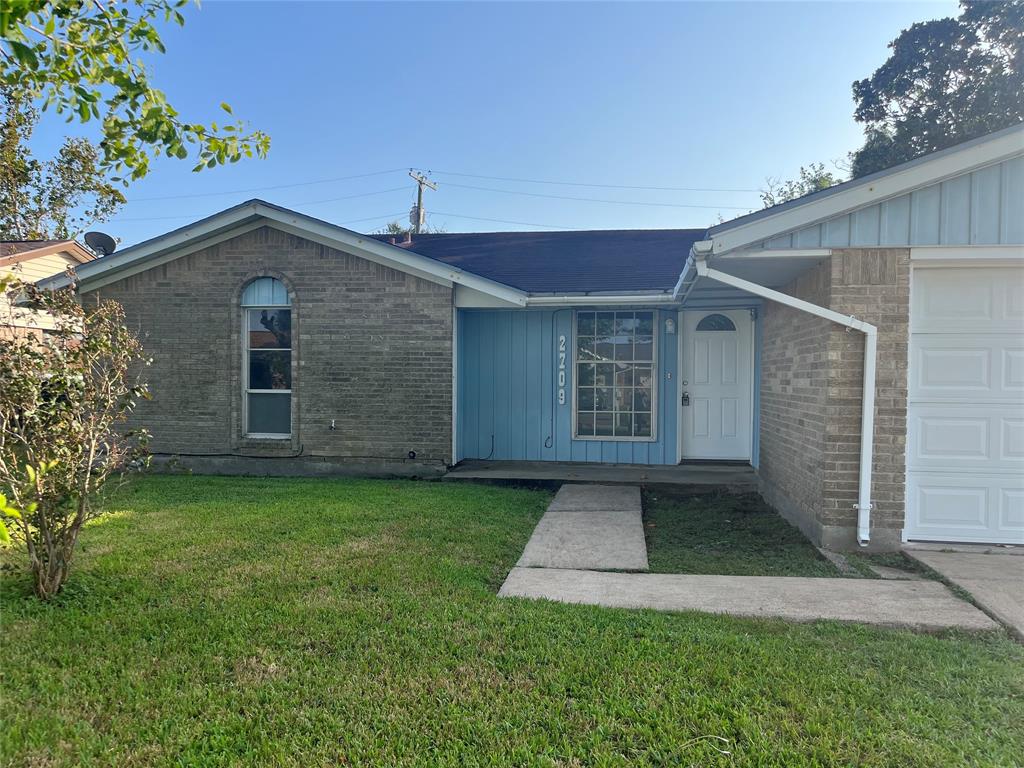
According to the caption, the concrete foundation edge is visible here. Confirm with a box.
[149,453,447,479]
[759,476,902,553]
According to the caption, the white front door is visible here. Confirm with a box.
[905,264,1024,544]
[679,309,753,460]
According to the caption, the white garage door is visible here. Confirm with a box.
[906,265,1024,544]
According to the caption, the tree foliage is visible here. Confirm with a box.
[376,219,447,236]
[0,274,150,599]
[1,87,125,239]
[0,0,270,181]
[850,0,1023,177]
[760,163,843,209]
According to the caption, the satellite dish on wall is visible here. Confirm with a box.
[84,231,117,257]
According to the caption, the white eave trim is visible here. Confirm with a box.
[709,127,1024,255]
[909,245,1024,261]
[525,292,675,306]
[43,201,528,306]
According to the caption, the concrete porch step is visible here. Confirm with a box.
[445,459,757,490]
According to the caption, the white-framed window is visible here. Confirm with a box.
[241,277,292,437]
[573,310,657,440]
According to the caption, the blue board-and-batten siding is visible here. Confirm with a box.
[761,156,1024,250]
[456,308,678,465]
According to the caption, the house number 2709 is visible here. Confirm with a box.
[557,335,567,405]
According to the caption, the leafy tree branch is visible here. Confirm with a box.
[0,0,270,181]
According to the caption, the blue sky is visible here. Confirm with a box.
[33,0,959,246]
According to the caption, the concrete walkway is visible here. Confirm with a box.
[499,567,1000,633]
[516,484,648,571]
[501,484,999,632]
[905,549,1024,639]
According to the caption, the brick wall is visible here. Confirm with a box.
[759,249,910,550]
[88,226,454,471]
[758,260,832,541]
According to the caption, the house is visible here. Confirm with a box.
[1,239,96,338]
[41,124,1024,551]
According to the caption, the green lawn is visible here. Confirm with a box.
[3,476,1022,767]
[644,489,843,576]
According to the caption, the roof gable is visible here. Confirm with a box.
[44,200,528,306]
[708,123,1024,254]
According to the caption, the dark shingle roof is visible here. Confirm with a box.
[368,229,704,294]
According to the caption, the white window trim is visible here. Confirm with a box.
[571,309,659,442]
[242,301,292,439]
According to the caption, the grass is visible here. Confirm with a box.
[2,476,1022,767]
[644,489,843,577]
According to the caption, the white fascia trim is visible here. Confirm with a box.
[910,245,1024,261]
[716,248,833,260]
[675,254,701,304]
[710,130,1024,255]
[54,202,528,306]
[525,293,675,306]
[695,257,877,544]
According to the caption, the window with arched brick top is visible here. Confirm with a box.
[241,278,291,436]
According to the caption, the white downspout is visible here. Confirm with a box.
[693,254,876,545]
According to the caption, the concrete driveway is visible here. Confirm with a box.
[905,549,1024,640]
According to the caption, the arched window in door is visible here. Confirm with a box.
[695,313,736,332]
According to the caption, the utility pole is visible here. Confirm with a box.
[408,170,438,234]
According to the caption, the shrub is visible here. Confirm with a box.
[0,273,149,599]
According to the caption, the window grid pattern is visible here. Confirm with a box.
[243,278,292,436]
[574,310,656,440]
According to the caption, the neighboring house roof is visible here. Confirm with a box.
[0,239,96,267]
[369,229,704,294]
[706,122,1024,254]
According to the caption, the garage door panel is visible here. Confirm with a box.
[911,266,1024,333]
[911,338,1023,400]
[910,406,1024,471]
[1000,489,1024,531]
[912,344,991,394]
[913,411,988,461]
[1004,349,1024,390]
[1002,418,1024,461]
[911,269,994,327]
[910,480,989,530]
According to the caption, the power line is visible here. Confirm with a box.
[111,188,409,222]
[428,210,580,230]
[422,168,760,194]
[128,168,408,202]
[438,181,753,210]
[121,165,761,204]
